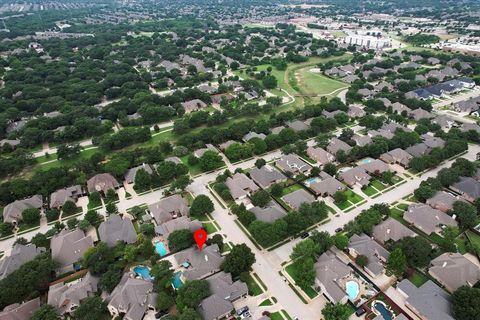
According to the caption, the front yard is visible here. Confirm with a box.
[334,189,364,210]
[285,261,318,299]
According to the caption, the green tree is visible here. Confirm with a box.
[169,175,191,192]
[82,242,115,275]
[334,234,349,250]
[290,238,319,260]
[177,308,202,320]
[22,208,40,225]
[386,248,407,277]
[72,296,107,320]
[176,280,210,311]
[31,304,59,320]
[151,260,174,291]
[221,244,256,277]
[199,151,223,171]
[452,286,480,320]
[324,163,337,176]
[250,190,271,207]
[168,229,194,251]
[134,168,152,191]
[310,230,333,254]
[262,75,278,89]
[393,237,433,268]
[105,202,118,214]
[190,195,214,217]
[270,183,283,197]
[333,191,347,203]
[452,201,478,229]
[322,303,352,320]
[295,257,316,288]
[84,210,102,227]
[356,255,369,267]
[156,291,174,311]
[98,263,124,293]
[31,233,49,249]
[255,158,266,168]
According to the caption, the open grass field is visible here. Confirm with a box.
[295,68,349,96]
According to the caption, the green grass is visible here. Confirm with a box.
[259,299,273,306]
[409,271,429,287]
[296,68,349,96]
[202,222,218,234]
[390,208,404,220]
[397,203,409,211]
[270,312,284,320]
[334,189,364,210]
[87,196,102,210]
[285,261,318,299]
[281,183,303,196]
[362,185,378,197]
[371,180,387,191]
[245,273,264,296]
[466,230,480,247]
[455,236,468,254]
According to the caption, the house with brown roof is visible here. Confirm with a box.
[51,229,94,273]
[155,216,202,238]
[148,194,189,225]
[338,167,371,187]
[380,148,413,168]
[306,172,345,197]
[307,147,335,166]
[276,154,312,178]
[428,253,480,293]
[182,99,207,113]
[451,177,480,203]
[225,173,259,200]
[87,173,120,194]
[404,204,457,235]
[327,137,352,155]
[373,217,416,244]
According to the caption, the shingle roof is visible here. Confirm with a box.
[51,229,93,272]
[174,244,224,280]
[98,214,137,247]
[281,189,315,211]
[225,173,259,199]
[249,165,287,189]
[124,164,154,184]
[148,194,189,225]
[307,147,335,165]
[3,195,43,224]
[429,253,480,292]
[0,298,40,320]
[0,244,45,280]
[155,216,202,238]
[50,186,82,208]
[314,251,351,303]
[87,173,120,193]
[451,177,480,201]
[250,201,287,223]
[276,154,312,176]
[349,234,389,276]
[373,217,416,244]
[404,204,457,235]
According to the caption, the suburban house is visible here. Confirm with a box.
[348,234,390,278]
[281,189,315,211]
[372,217,417,244]
[124,163,154,184]
[306,172,345,197]
[164,156,182,165]
[249,165,287,189]
[428,253,480,293]
[198,272,248,320]
[314,250,351,304]
[148,194,189,225]
[426,191,460,212]
[397,280,454,320]
[51,229,94,274]
[0,298,40,320]
[276,154,312,177]
[3,195,43,224]
[432,115,456,131]
[0,244,45,280]
[409,108,433,121]
[0,139,20,148]
[107,272,156,320]
[391,102,410,114]
[50,186,83,209]
[352,135,372,147]
[327,137,352,155]
[181,99,207,113]
[87,173,120,194]
[368,129,394,140]
[249,201,287,223]
[307,147,335,166]
[242,132,266,143]
[285,120,309,132]
[193,144,217,158]
[403,204,458,235]
[155,216,202,238]
[48,272,99,315]
[348,105,366,118]
[338,167,371,187]
[174,244,224,281]
[218,140,236,152]
[225,173,259,200]
[450,177,480,203]
[98,214,137,247]
[380,148,413,168]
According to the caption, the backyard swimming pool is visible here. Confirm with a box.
[345,280,360,300]
[155,241,168,256]
[373,301,393,320]
[133,265,152,280]
[172,272,183,289]
[305,177,320,185]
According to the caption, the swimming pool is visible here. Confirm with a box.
[172,272,183,289]
[373,302,393,320]
[306,177,320,185]
[362,158,373,164]
[345,280,360,300]
[133,265,152,280]
[155,241,168,256]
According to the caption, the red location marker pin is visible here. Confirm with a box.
[193,229,207,251]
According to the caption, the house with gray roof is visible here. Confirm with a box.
[276,154,312,178]
[409,108,434,121]
[107,272,156,320]
[426,191,459,213]
[242,132,266,143]
[406,143,430,158]
[0,139,20,148]
[99,214,137,247]
[225,173,259,200]
[0,298,40,320]
[404,204,457,235]
[50,185,83,209]
[327,137,352,155]
[0,244,45,280]
[397,280,454,320]
[461,123,480,134]
[307,172,345,197]
[174,244,224,281]
[391,102,411,114]
[3,195,43,224]
[338,166,371,187]
[368,129,394,140]
[218,140,236,152]
[51,229,94,273]
[353,135,372,147]
[428,252,480,293]
[307,147,335,166]
[148,194,189,225]
[155,216,202,238]
[381,122,410,134]
[199,272,248,320]
[281,189,315,211]
[87,173,120,194]
[249,165,287,189]
[348,234,389,278]
[250,201,287,223]
[314,250,351,304]
[164,156,182,165]
[451,177,480,203]
[182,99,207,113]
[285,120,309,132]
[432,115,456,131]
[124,164,154,184]
[380,148,413,168]
[193,144,217,158]
[422,135,445,149]
[373,217,416,244]
[48,272,99,315]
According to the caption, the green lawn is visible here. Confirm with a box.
[371,180,387,191]
[245,273,264,296]
[466,230,480,247]
[202,222,218,234]
[259,299,273,306]
[409,271,429,287]
[362,185,379,197]
[335,189,364,210]
[285,262,318,299]
[87,196,102,210]
[270,312,283,320]
[296,68,349,96]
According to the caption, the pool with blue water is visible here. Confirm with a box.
[155,241,168,256]
[133,265,152,280]
[374,302,393,320]
[172,271,183,289]
[345,280,360,300]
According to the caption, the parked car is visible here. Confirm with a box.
[300,232,309,239]
[335,227,343,233]
[237,307,249,316]
[241,311,252,319]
